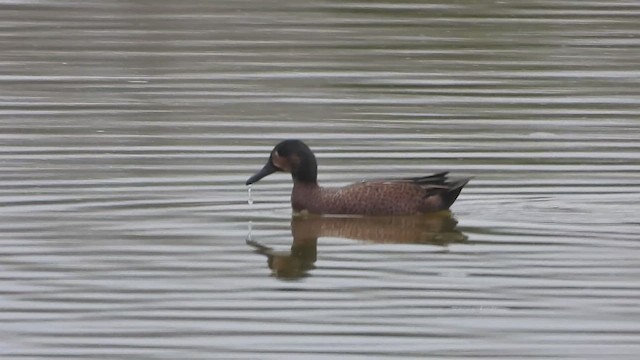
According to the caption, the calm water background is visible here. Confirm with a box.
[1,0,640,359]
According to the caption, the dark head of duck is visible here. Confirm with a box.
[246,140,318,185]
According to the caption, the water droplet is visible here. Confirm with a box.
[247,184,253,205]
[246,221,253,242]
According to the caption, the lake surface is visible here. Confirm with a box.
[1,0,639,358]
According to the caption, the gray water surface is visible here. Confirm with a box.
[1,1,640,359]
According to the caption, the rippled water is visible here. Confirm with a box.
[2,1,640,359]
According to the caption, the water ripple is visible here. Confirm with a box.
[1,0,639,359]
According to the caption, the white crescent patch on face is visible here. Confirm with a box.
[271,150,292,172]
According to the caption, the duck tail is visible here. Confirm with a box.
[441,178,471,209]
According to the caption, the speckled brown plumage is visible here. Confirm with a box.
[246,140,470,216]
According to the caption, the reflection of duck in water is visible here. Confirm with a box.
[247,212,467,280]
[246,140,470,216]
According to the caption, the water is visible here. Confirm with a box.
[1,0,640,359]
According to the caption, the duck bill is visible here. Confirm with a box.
[246,161,278,185]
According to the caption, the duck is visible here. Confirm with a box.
[246,140,470,216]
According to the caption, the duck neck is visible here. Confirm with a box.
[293,179,319,189]
[291,180,321,213]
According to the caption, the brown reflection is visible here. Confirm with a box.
[247,211,467,280]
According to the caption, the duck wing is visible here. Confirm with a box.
[403,171,450,187]
[370,171,448,184]
[372,171,470,209]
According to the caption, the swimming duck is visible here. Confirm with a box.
[246,140,470,216]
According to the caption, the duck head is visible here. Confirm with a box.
[246,140,318,185]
